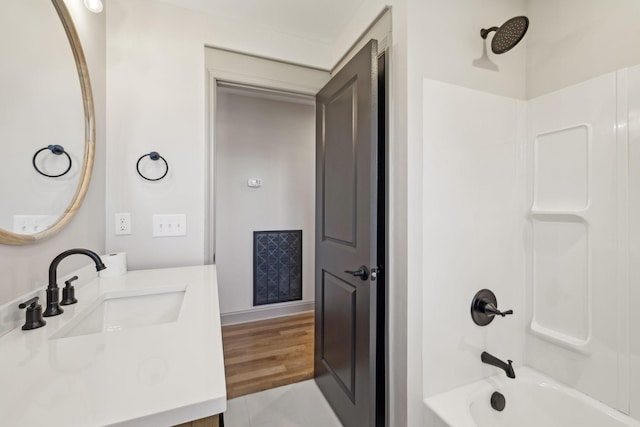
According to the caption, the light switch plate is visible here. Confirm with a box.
[153,214,187,237]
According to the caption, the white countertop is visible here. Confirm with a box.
[0,265,226,427]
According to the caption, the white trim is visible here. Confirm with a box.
[204,70,216,265]
[220,301,314,326]
[204,47,329,265]
[204,44,331,73]
[331,7,392,75]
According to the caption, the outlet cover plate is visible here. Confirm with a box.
[153,214,187,237]
[13,215,58,235]
[115,213,132,235]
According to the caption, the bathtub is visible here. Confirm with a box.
[424,367,640,427]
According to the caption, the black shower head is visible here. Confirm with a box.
[481,16,529,54]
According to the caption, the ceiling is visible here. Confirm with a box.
[154,0,368,44]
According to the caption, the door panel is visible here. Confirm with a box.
[323,80,357,245]
[321,271,356,400]
[315,39,379,427]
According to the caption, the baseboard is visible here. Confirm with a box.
[221,301,314,326]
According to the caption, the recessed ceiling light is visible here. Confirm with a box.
[84,0,104,13]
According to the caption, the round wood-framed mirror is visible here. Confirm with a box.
[0,0,95,245]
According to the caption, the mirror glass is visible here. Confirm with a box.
[0,0,88,240]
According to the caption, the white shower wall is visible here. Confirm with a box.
[524,72,622,410]
[628,64,640,419]
[422,68,640,419]
[422,78,527,398]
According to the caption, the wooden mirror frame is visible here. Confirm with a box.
[0,0,95,245]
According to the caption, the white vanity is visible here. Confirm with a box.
[0,265,226,426]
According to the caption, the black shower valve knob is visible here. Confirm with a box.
[471,289,514,326]
[481,301,513,317]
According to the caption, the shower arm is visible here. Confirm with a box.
[480,27,499,39]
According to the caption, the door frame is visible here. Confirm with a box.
[204,47,330,265]
[204,16,391,425]
[313,40,389,427]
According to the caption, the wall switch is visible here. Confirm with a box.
[115,213,132,235]
[153,214,187,237]
[247,178,262,188]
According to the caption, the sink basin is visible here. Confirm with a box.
[51,285,187,339]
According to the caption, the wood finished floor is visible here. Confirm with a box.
[222,311,315,399]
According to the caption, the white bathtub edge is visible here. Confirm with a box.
[424,366,640,427]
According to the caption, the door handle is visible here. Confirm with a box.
[345,265,369,281]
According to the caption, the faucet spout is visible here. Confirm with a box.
[481,351,516,379]
[43,249,107,317]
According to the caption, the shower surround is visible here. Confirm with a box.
[417,0,640,423]
[421,53,640,427]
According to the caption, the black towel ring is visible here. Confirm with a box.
[136,151,169,181]
[32,145,72,178]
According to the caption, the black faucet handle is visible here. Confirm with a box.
[61,276,79,306]
[64,275,79,287]
[18,297,46,330]
[19,296,40,310]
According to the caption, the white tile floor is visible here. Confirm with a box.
[225,380,343,427]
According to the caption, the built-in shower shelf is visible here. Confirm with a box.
[530,209,589,222]
[531,212,591,352]
[530,321,592,355]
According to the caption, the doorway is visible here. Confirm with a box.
[206,39,388,427]
[214,82,316,322]
[314,41,387,427]
[205,47,329,325]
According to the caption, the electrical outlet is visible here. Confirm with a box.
[115,213,132,235]
[153,214,187,237]
[12,215,58,235]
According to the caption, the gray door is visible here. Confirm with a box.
[314,40,380,427]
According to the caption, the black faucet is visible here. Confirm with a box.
[43,249,107,317]
[481,351,515,379]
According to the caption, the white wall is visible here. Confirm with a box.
[526,0,640,98]
[105,0,207,270]
[215,88,315,316]
[154,0,335,70]
[415,0,528,100]
[105,0,338,270]
[421,79,526,397]
[0,0,106,305]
